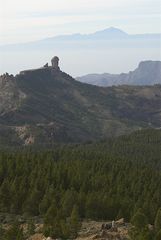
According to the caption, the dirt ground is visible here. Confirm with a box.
[28,220,129,240]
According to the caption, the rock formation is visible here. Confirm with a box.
[20,56,60,75]
[51,56,60,70]
[43,63,48,68]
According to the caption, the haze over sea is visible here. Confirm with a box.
[0,0,161,76]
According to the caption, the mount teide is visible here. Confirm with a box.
[0,58,161,147]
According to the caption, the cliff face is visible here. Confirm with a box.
[121,61,161,85]
[0,67,161,147]
[77,61,161,86]
[0,74,26,115]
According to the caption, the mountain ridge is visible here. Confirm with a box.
[76,60,161,86]
[0,61,161,147]
[1,27,161,48]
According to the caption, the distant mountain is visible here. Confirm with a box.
[30,27,161,43]
[0,27,160,77]
[0,61,161,147]
[76,61,161,86]
[44,27,129,42]
[1,27,161,49]
[89,27,128,38]
[49,27,161,41]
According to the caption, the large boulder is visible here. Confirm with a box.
[116,218,125,226]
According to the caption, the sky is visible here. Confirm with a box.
[0,0,161,45]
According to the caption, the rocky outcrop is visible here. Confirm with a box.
[28,234,55,240]
[20,56,60,75]
[76,220,128,240]
[0,73,26,115]
[77,61,161,86]
[51,56,60,71]
[14,126,35,145]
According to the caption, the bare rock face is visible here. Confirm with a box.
[14,126,35,145]
[100,230,121,239]
[27,233,54,240]
[0,73,26,115]
[51,56,60,71]
[76,221,129,240]
[28,233,45,240]
[116,218,125,226]
[43,63,48,68]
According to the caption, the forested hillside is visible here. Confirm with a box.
[0,129,161,222]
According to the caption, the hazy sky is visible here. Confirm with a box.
[0,0,161,45]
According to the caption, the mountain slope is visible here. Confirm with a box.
[76,61,161,86]
[0,66,161,146]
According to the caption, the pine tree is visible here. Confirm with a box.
[69,205,81,239]
[43,202,62,239]
[154,208,161,233]
[129,225,154,240]
[4,221,24,240]
[0,224,5,239]
[27,219,35,236]
[44,202,57,225]
[62,190,77,217]
[39,193,50,215]
[60,220,70,239]
[155,229,161,240]
[0,180,11,212]
[131,209,148,230]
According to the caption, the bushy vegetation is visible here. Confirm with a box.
[0,129,161,238]
[0,221,25,240]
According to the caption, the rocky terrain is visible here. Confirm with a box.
[27,223,129,240]
[77,61,161,86]
[0,62,161,147]
[1,219,129,240]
